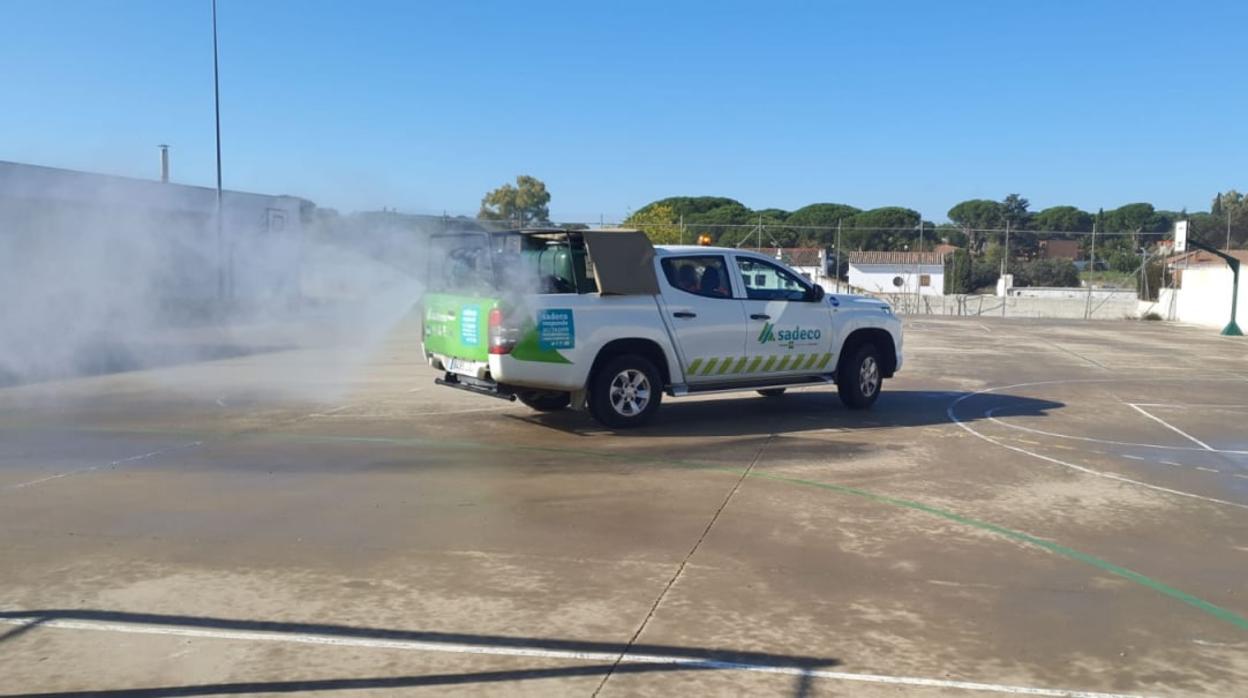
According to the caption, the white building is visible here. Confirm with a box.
[1159,250,1247,329]
[847,251,947,296]
[764,247,833,289]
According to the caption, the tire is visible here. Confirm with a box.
[757,388,787,397]
[837,343,882,409]
[517,390,571,412]
[588,354,663,428]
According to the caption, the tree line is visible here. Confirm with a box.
[623,192,1248,254]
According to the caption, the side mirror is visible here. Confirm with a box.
[806,285,825,302]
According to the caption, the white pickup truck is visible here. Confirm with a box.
[423,229,902,428]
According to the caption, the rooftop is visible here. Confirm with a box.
[848,250,948,265]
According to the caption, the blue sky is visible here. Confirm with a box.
[2,1,1245,222]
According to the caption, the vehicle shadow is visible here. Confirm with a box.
[509,389,1063,439]
[0,608,838,697]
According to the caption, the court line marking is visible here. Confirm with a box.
[0,616,1146,698]
[949,380,1248,512]
[1,441,203,492]
[984,410,1248,456]
[1126,403,1215,451]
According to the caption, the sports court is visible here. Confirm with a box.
[1,316,1245,697]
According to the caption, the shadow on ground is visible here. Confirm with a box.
[509,390,1064,438]
[0,609,838,697]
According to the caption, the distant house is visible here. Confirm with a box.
[1039,239,1081,260]
[847,251,948,296]
[760,247,834,289]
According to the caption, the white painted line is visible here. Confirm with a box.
[2,442,203,492]
[1126,404,1215,451]
[1120,455,1145,461]
[0,616,1145,698]
[1196,467,1221,474]
[1159,461,1183,468]
[950,381,1248,512]
[984,410,1248,456]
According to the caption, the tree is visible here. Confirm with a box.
[947,199,1004,253]
[1002,193,1031,228]
[1015,259,1079,287]
[478,175,551,226]
[846,207,922,250]
[1032,206,1093,233]
[944,249,973,294]
[785,203,862,246]
[1210,190,1248,247]
[623,203,682,244]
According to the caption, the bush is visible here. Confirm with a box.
[1014,258,1079,287]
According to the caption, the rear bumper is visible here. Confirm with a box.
[434,372,517,402]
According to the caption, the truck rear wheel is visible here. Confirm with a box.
[837,343,882,409]
[517,390,571,412]
[588,354,662,428]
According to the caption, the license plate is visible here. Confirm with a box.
[446,357,480,377]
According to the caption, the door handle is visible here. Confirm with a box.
[673,311,697,319]
[750,314,770,320]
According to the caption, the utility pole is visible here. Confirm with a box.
[212,0,226,305]
[1228,205,1233,250]
[914,222,923,311]
[757,213,763,252]
[679,214,684,245]
[1085,221,1097,319]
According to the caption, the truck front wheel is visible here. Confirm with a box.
[837,343,882,409]
[588,354,662,428]
[517,390,571,412]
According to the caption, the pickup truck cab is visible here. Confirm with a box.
[423,229,902,428]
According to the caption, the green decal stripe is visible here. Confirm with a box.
[731,357,749,374]
[717,357,734,374]
[687,358,703,375]
[746,356,763,373]
[790,354,806,371]
[701,358,719,375]
[760,355,777,372]
[816,352,834,369]
[774,355,792,372]
[803,353,820,370]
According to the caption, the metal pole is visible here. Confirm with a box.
[915,222,923,310]
[680,214,684,245]
[835,220,842,293]
[212,0,225,304]
[1228,204,1233,250]
[1085,221,1096,319]
[1001,221,1009,318]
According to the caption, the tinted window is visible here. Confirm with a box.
[736,257,809,301]
[661,256,732,299]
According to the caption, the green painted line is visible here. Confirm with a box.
[701,358,719,375]
[760,355,777,372]
[816,352,834,369]
[803,354,820,370]
[718,357,734,375]
[774,354,792,372]
[273,431,1248,634]
[790,354,806,371]
[731,357,749,374]
[746,356,763,373]
[686,358,702,375]
[746,469,1248,633]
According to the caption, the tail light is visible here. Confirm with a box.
[488,308,520,355]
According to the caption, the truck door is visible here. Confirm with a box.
[657,254,747,383]
[733,255,835,376]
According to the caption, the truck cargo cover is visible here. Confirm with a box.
[581,230,660,295]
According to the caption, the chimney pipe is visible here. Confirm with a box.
[158,144,170,183]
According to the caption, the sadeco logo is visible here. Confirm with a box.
[757,322,820,347]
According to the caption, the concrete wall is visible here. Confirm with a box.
[1161,265,1246,328]
[848,263,945,296]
